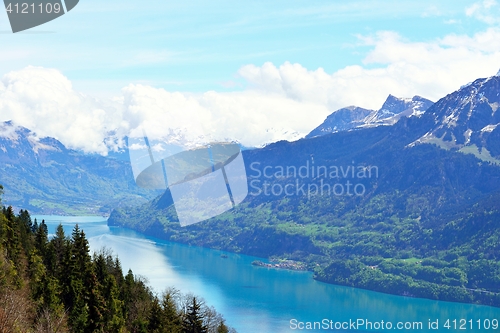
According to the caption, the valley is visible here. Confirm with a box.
[109,73,500,307]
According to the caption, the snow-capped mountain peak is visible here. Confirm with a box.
[0,121,20,141]
[0,121,65,165]
[410,75,500,158]
[306,95,433,138]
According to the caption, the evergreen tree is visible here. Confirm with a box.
[18,209,32,235]
[28,250,65,318]
[3,206,20,264]
[148,297,164,333]
[34,219,48,257]
[162,289,183,333]
[66,225,92,333]
[3,205,14,221]
[32,218,39,234]
[86,268,107,333]
[183,297,208,333]
[111,256,125,290]
[123,272,153,333]
[102,274,126,333]
[0,186,236,333]
[217,321,230,333]
[90,250,125,332]
[18,210,33,255]
[0,213,8,249]
[46,224,69,278]
[70,225,92,282]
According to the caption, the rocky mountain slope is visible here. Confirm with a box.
[307,95,433,138]
[0,121,155,214]
[411,74,500,163]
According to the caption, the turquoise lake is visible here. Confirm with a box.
[35,215,500,333]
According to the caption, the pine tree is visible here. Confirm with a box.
[123,272,153,333]
[18,209,32,236]
[161,289,183,333]
[28,250,65,319]
[92,251,125,332]
[17,210,33,255]
[3,206,21,265]
[34,219,48,257]
[183,297,208,333]
[122,269,135,313]
[111,257,124,290]
[148,297,164,333]
[32,218,39,234]
[86,268,106,333]
[46,224,68,278]
[102,274,125,333]
[65,224,92,333]
[70,225,92,282]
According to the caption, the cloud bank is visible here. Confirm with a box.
[0,67,123,154]
[0,27,499,154]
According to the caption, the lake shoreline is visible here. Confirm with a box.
[37,215,500,333]
[251,259,308,271]
[106,217,500,309]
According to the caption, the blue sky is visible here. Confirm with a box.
[0,0,500,152]
[0,0,494,93]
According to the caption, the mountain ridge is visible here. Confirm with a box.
[0,121,155,214]
[306,95,434,138]
[410,75,500,163]
[108,72,500,306]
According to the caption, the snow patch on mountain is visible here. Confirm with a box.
[28,135,60,153]
[307,95,433,138]
[481,124,499,132]
[411,75,500,160]
[0,121,63,155]
[0,121,20,141]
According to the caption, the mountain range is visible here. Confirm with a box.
[109,71,500,307]
[0,121,155,214]
[2,70,500,306]
[306,95,434,138]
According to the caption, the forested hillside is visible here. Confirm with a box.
[109,116,500,307]
[0,185,235,333]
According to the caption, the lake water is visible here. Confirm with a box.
[35,215,500,333]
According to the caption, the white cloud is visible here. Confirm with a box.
[239,30,500,110]
[0,121,19,141]
[0,66,123,154]
[466,0,500,24]
[121,84,327,147]
[0,67,328,152]
[1,27,500,154]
